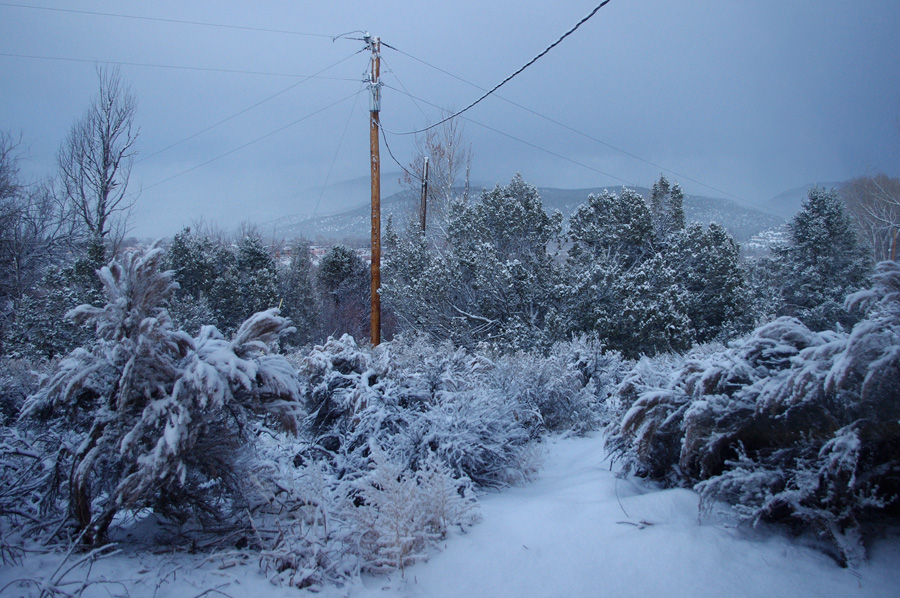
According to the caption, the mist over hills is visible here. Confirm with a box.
[266,183,786,246]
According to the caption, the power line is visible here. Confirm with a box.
[382,84,637,187]
[138,50,363,164]
[379,122,416,182]
[0,51,360,80]
[0,2,337,38]
[313,84,365,216]
[383,45,758,208]
[383,0,614,136]
[144,90,363,191]
[379,54,429,121]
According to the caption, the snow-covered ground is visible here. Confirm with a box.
[3,433,897,597]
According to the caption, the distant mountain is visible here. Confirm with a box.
[295,171,405,216]
[268,184,785,247]
[763,182,844,218]
[535,186,784,243]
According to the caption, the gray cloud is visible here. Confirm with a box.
[2,0,898,237]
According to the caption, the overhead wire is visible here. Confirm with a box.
[382,0,614,136]
[381,83,637,187]
[138,49,364,164]
[379,122,417,182]
[383,44,757,207]
[313,83,366,216]
[379,54,429,122]
[0,51,360,80]
[0,2,339,39]
[377,54,436,181]
[144,89,363,191]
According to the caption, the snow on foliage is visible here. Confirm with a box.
[607,263,900,565]
[11,244,303,546]
[241,331,623,588]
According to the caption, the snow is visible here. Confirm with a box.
[2,433,897,597]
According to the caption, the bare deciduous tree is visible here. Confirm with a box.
[0,132,75,305]
[402,116,473,236]
[841,173,900,261]
[58,67,139,260]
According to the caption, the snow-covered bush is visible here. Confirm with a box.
[352,445,477,573]
[296,334,536,487]
[12,244,303,546]
[608,265,900,565]
[494,336,624,433]
[296,333,622,489]
[245,429,478,589]
[0,357,44,424]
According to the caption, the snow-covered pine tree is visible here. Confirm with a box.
[279,238,318,347]
[17,244,302,545]
[673,222,746,342]
[382,217,432,335]
[650,175,686,244]
[236,231,279,318]
[774,186,871,330]
[381,174,563,350]
[564,187,693,357]
[317,244,370,341]
[567,188,654,269]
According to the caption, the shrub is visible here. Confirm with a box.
[607,264,900,565]
[13,245,303,546]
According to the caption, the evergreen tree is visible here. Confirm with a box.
[565,186,693,357]
[317,245,369,340]
[208,246,243,334]
[236,232,279,318]
[164,227,228,334]
[774,187,871,329]
[596,254,694,357]
[383,174,563,350]
[567,188,654,269]
[673,222,746,342]
[165,227,218,301]
[650,175,686,243]
[279,238,318,346]
[9,266,90,358]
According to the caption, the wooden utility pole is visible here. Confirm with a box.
[420,156,429,232]
[367,34,382,346]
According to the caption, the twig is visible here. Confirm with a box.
[192,583,234,598]
[614,474,631,520]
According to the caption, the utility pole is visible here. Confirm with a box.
[420,156,429,232]
[366,33,382,346]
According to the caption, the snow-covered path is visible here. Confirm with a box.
[3,433,897,597]
[347,433,898,598]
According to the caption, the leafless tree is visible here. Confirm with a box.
[402,115,473,237]
[1,133,75,299]
[841,173,900,261]
[0,131,22,204]
[58,67,139,259]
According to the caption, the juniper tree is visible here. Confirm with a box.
[383,174,563,350]
[279,238,318,346]
[774,186,871,330]
[236,232,279,317]
[673,222,746,342]
[649,175,686,244]
[317,245,369,341]
[564,187,694,357]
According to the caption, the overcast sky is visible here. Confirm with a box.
[2,0,899,237]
